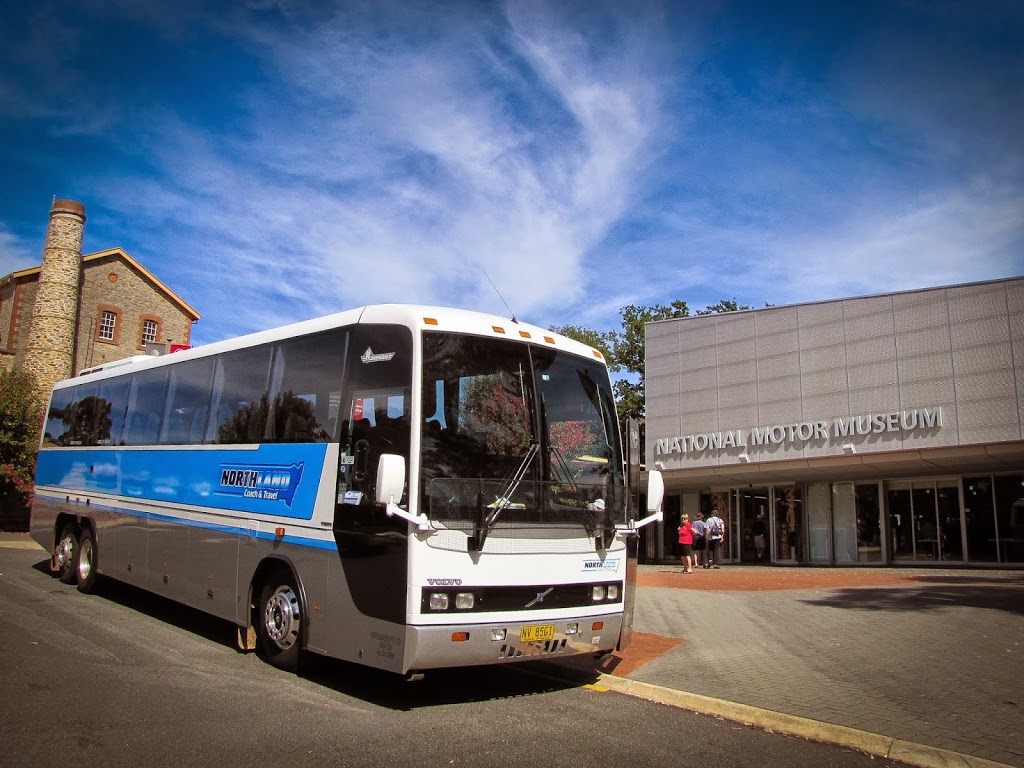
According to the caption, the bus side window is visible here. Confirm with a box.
[43,387,80,446]
[207,345,272,444]
[267,329,347,443]
[159,358,214,445]
[123,367,168,447]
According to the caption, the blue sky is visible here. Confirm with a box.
[1,0,1022,346]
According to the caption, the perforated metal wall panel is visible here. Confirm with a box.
[646,278,1024,470]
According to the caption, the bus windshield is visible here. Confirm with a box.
[420,332,625,543]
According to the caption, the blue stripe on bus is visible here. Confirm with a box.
[34,444,330,520]
[35,490,339,551]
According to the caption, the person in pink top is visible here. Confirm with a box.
[677,513,695,573]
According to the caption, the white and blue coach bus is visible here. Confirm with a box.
[31,304,663,678]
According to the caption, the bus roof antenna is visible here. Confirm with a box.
[481,267,517,323]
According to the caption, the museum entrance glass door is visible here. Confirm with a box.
[736,488,770,563]
[887,479,963,562]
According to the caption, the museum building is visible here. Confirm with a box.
[643,277,1024,567]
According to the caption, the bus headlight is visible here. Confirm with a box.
[607,584,619,600]
[429,593,449,610]
[592,585,606,601]
[565,623,579,635]
[455,592,475,610]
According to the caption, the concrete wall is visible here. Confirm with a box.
[646,278,1024,470]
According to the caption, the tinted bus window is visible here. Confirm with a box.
[123,367,169,445]
[210,344,273,444]
[96,377,131,446]
[161,357,216,445]
[43,388,76,447]
[267,328,348,443]
[43,385,101,447]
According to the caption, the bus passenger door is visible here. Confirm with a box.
[332,325,412,626]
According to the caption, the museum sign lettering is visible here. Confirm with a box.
[654,407,943,456]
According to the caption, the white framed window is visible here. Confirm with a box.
[99,310,117,341]
[142,319,158,345]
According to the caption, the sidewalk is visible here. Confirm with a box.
[550,564,1024,768]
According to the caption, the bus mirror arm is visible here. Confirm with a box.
[376,454,430,532]
[622,509,663,533]
[616,468,665,534]
[385,501,430,533]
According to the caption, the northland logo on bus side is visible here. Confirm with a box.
[361,347,395,363]
[219,462,303,507]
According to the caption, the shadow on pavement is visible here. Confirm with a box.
[799,580,1024,616]
[299,654,581,711]
[29,557,587,710]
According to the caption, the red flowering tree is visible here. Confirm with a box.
[0,367,44,513]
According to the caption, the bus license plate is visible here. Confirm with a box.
[519,624,555,642]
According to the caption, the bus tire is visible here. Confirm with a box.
[257,571,304,673]
[56,523,78,584]
[75,526,99,594]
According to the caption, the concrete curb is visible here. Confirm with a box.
[588,673,1013,768]
[0,540,43,550]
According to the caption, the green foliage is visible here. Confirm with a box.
[553,298,751,422]
[547,325,619,372]
[0,367,44,506]
[613,300,691,376]
[695,298,751,316]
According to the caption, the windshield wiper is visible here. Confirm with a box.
[469,440,538,552]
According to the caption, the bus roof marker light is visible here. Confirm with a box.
[492,326,505,334]
[592,350,603,359]
[519,330,531,339]
[543,336,555,344]
[423,317,438,325]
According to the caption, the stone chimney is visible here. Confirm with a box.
[22,199,87,397]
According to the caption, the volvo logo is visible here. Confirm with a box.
[524,587,554,608]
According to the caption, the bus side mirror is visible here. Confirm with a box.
[647,469,665,513]
[376,453,406,504]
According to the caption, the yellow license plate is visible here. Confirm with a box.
[519,624,555,642]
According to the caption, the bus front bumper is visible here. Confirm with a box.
[403,612,623,672]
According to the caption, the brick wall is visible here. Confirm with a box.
[74,254,194,372]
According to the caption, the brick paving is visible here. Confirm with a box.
[599,565,1024,767]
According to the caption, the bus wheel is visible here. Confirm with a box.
[75,527,99,594]
[257,573,303,672]
[56,524,77,584]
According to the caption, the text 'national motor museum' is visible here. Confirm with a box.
[643,277,1024,567]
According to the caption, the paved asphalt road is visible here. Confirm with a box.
[0,540,912,768]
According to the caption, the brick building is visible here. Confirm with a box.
[1,242,200,377]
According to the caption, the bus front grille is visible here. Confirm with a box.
[498,638,569,659]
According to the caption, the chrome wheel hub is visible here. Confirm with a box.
[77,537,93,582]
[57,533,74,570]
[264,586,300,650]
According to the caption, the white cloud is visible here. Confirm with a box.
[85,1,668,343]
[0,226,35,278]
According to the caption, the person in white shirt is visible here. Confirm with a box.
[704,508,726,569]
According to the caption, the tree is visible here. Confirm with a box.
[546,325,620,372]
[0,367,45,509]
[554,298,752,422]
